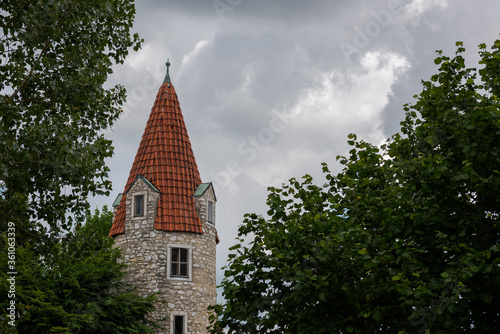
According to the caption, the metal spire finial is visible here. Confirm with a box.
[163,58,171,83]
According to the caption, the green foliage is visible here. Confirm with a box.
[0,207,163,333]
[0,2,158,332]
[210,39,500,333]
[0,0,142,237]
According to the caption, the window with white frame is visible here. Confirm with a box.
[170,312,187,334]
[132,192,147,218]
[167,245,192,281]
[207,200,214,224]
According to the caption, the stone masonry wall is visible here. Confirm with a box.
[113,179,217,334]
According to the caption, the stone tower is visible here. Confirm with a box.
[109,60,217,334]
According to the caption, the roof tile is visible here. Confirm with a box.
[109,79,203,237]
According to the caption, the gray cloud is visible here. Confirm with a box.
[91,0,500,303]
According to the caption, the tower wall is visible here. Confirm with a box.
[113,178,217,334]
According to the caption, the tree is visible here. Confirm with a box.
[0,207,164,333]
[0,0,142,238]
[0,3,163,332]
[209,39,500,333]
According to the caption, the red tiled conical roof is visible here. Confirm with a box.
[109,63,202,236]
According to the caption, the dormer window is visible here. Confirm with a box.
[134,194,144,217]
[125,176,157,222]
[208,201,214,224]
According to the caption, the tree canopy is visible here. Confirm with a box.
[0,1,164,332]
[0,207,163,333]
[210,39,500,333]
[0,0,141,238]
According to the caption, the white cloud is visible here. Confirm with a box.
[125,43,170,75]
[404,0,448,21]
[241,64,256,92]
[177,35,213,79]
[241,51,411,187]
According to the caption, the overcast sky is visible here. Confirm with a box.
[92,0,500,302]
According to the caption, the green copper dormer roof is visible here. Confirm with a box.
[163,58,171,83]
[193,182,217,202]
[193,182,211,197]
[125,175,160,195]
[112,193,123,207]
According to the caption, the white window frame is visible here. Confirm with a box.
[131,191,147,219]
[170,311,188,334]
[207,200,214,224]
[167,244,193,281]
